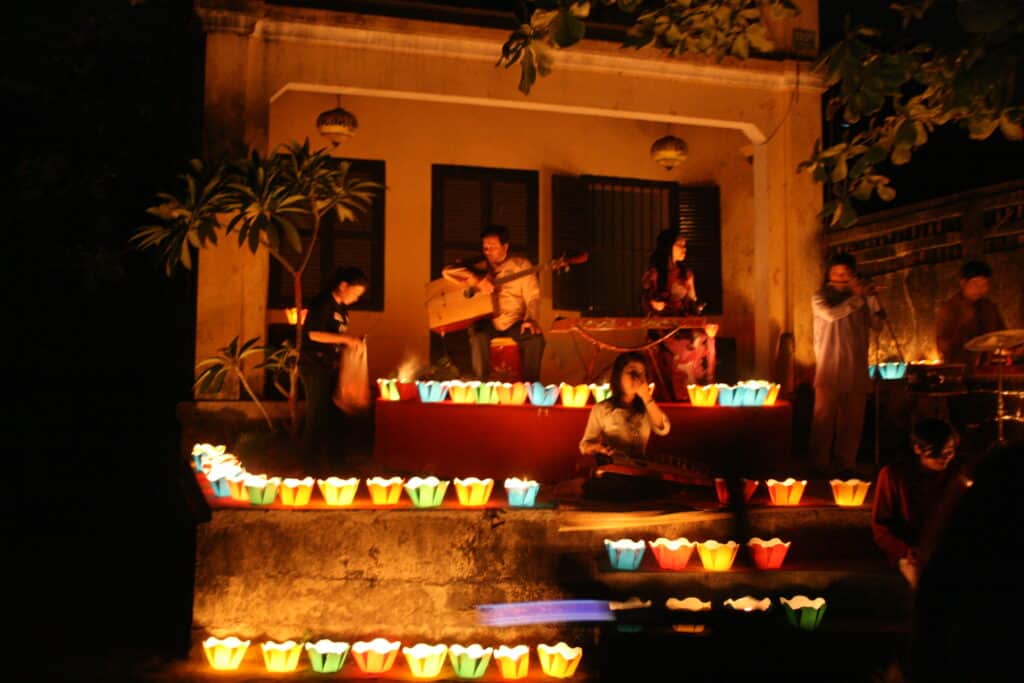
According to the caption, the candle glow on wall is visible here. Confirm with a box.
[747,537,791,569]
[317,477,360,506]
[404,476,449,508]
[504,478,540,507]
[494,644,531,679]
[448,644,493,679]
[497,382,528,405]
[830,478,872,506]
[604,538,647,571]
[648,537,696,570]
[696,540,739,571]
[367,476,405,505]
[260,640,303,672]
[202,636,250,671]
[280,477,314,506]
[402,643,448,679]
[305,639,350,674]
[536,643,583,679]
[765,478,807,506]
[351,638,402,674]
[454,477,495,506]
[559,383,590,407]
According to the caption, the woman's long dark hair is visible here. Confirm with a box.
[609,351,649,414]
[649,228,690,290]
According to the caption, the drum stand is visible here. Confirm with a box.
[873,315,906,466]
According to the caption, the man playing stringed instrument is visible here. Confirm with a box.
[442,225,546,381]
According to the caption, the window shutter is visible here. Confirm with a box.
[552,174,590,310]
[677,186,723,315]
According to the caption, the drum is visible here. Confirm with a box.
[489,337,521,382]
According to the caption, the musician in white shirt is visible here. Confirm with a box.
[441,225,545,381]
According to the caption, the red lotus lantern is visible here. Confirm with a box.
[648,537,696,570]
[747,537,791,569]
[714,478,759,505]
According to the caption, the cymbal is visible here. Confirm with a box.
[964,329,1024,352]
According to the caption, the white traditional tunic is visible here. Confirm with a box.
[812,287,876,393]
[579,400,670,460]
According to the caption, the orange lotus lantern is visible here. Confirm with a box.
[497,382,529,405]
[449,380,480,404]
[351,638,402,674]
[402,643,448,679]
[714,477,759,505]
[559,383,590,407]
[723,596,772,612]
[666,597,711,633]
[686,384,719,407]
[494,644,531,680]
[747,537,791,569]
[648,537,696,570]
[366,476,405,505]
[830,478,872,506]
[454,477,495,506]
[536,643,582,679]
[261,640,303,672]
[280,477,314,506]
[696,540,739,571]
[285,307,308,325]
[227,472,251,502]
[202,636,250,671]
[765,478,807,506]
[317,477,360,506]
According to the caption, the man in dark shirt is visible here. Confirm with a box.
[935,260,1006,368]
[298,267,368,469]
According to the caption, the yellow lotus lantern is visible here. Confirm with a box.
[402,643,448,679]
[696,540,739,571]
[260,640,303,672]
[351,638,402,674]
[536,643,582,679]
[317,477,360,506]
[686,384,719,407]
[454,477,495,506]
[559,383,590,407]
[377,378,401,401]
[285,307,308,325]
[830,478,872,506]
[202,636,250,671]
[449,380,480,404]
[724,596,772,612]
[666,597,712,612]
[280,477,314,506]
[494,644,531,680]
[765,478,807,506]
[367,476,405,505]
[227,472,251,501]
[497,382,529,405]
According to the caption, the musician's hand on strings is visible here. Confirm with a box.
[521,320,540,335]
[471,275,494,294]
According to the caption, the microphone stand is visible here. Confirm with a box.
[869,291,904,467]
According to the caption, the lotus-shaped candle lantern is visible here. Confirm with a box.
[723,596,772,612]
[227,472,251,501]
[686,383,719,407]
[527,382,559,407]
[366,476,404,505]
[870,362,907,380]
[830,478,872,506]
[377,378,400,401]
[416,380,450,403]
[604,538,647,571]
[714,477,759,505]
[780,595,828,631]
[648,537,696,570]
[191,442,226,471]
[589,383,612,403]
[317,477,360,506]
[447,644,493,679]
[477,381,501,404]
[696,540,739,571]
[765,478,807,506]
[305,639,350,674]
[666,597,712,612]
[494,644,531,679]
[559,383,590,407]
[402,643,448,679]
[454,477,495,506]
[351,638,402,674]
[497,382,529,405]
[244,475,281,505]
[202,636,250,670]
[449,380,480,404]
[504,478,540,507]
[285,307,308,325]
[404,476,449,508]
[280,476,314,506]
[260,640,303,672]
[742,380,781,406]
[536,643,582,679]
[715,383,743,407]
[205,463,241,498]
[747,537,791,569]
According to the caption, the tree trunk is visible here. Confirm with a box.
[289,272,303,437]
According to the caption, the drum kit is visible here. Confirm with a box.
[963,329,1024,444]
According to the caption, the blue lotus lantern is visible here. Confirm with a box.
[875,362,907,380]
[527,382,559,407]
[504,478,540,508]
[416,380,450,403]
[717,383,742,407]
[604,538,646,571]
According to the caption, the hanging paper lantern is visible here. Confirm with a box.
[830,478,872,506]
[449,380,480,404]
[696,540,739,571]
[404,476,449,508]
[686,384,719,407]
[723,596,772,612]
[351,638,402,674]
[559,383,590,407]
[648,537,696,570]
[305,639,350,674]
[780,595,828,631]
[765,478,807,506]
[477,381,502,404]
[494,644,531,680]
[260,640,303,672]
[367,476,405,505]
[416,380,450,403]
[448,644,493,679]
[497,382,529,405]
[747,537,791,569]
[454,477,495,506]
[402,643,448,679]
[244,475,281,506]
[317,477,360,506]
[202,636,250,671]
[536,643,583,679]
[714,477,759,505]
[604,538,646,571]
[280,477,314,506]
[589,383,612,403]
[527,382,559,407]
[504,478,540,508]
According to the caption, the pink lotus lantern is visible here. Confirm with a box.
[747,537,791,569]
[351,638,402,674]
[536,643,582,679]
[367,476,405,505]
[317,477,360,506]
[497,382,529,405]
[559,383,590,407]
[686,384,719,407]
[402,643,448,679]
[202,636,250,671]
[261,640,303,672]
[696,540,739,571]
[765,478,807,506]
[449,380,480,404]
[714,477,759,505]
[280,477,314,506]
[648,537,696,570]
[830,478,872,506]
[494,644,530,680]
[454,477,495,506]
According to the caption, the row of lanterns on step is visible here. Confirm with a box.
[627,595,828,632]
[605,537,792,571]
[202,638,582,678]
[716,477,873,507]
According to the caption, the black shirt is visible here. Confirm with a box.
[300,290,349,366]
